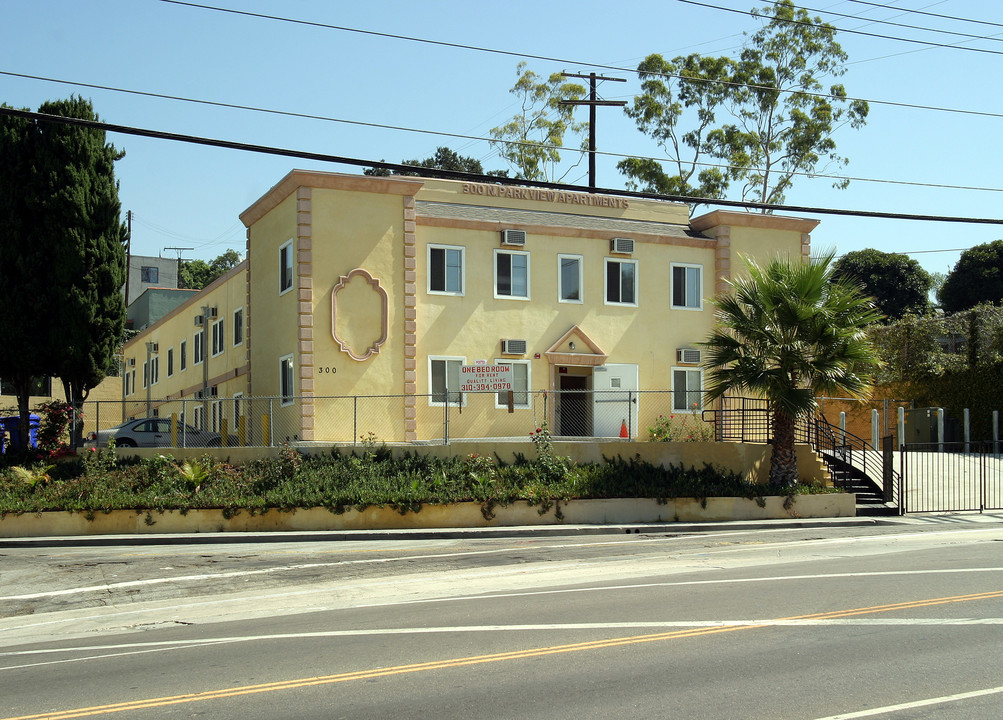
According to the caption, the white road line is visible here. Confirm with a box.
[5,527,1001,602]
[4,618,1003,670]
[813,684,1003,719]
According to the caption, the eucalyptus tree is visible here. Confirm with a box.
[489,63,587,181]
[621,0,868,207]
[702,254,882,487]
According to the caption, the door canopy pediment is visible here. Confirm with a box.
[544,325,607,366]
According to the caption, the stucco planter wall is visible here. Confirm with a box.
[0,493,855,537]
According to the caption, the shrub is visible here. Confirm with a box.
[648,414,715,442]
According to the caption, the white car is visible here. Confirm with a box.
[88,418,233,448]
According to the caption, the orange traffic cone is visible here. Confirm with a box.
[620,419,629,438]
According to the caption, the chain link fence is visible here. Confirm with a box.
[81,389,716,447]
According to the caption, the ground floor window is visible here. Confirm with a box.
[672,367,704,412]
[494,360,530,408]
[429,356,464,405]
[280,354,294,406]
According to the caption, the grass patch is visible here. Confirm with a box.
[0,443,839,519]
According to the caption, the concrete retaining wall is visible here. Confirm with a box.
[0,493,855,537]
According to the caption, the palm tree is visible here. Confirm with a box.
[702,253,882,488]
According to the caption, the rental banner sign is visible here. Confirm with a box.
[459,365,514,393]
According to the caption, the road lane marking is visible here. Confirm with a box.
[812,684,1003,718]
[6,527,1001,602]
[4,589,1003,720]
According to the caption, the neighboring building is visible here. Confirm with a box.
[127,287,200,331]
[125,254,178,306]
[121,171,817,444]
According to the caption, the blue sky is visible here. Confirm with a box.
[2,0,1000,278]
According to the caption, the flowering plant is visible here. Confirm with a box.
[647,412,715,442]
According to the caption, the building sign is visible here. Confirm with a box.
[461,182,629,209]
[459,364,514,393]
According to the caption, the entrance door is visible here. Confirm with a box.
[593,363,639,437]
[557,375,591,437]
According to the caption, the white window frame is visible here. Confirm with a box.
[150,356,159,386]
[428,356,466,407]
[167,347,174,378]
[605,257,638,307]
[279,353,295,407]
[211,318,225,357]
[493,359,531,409]
[233,307,244,347]
[494,249,530,300]
[233,392,243,429]
[427,244,465,296]
[558,254,583,304]
[279,239,294,295]
[142,361,149,389]
[671,262,703,310]
[180,338,187,372]
[671,367,704,412]
[193,330,204,365]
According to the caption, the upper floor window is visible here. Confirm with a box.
[140,266,159,283]
[211,318,225,357]
[194,330,204,365]
[233,308,244,346]
[605,258,637,306]
[279,240,294,295]
[671,263,703,309]
[558,254,583,303]
[495,250,529,299]
[428,245,464,295]
[180,338,187,372]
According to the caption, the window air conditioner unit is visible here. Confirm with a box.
[610,237,634,254]
[501,229,527,247]
[128,358,136,367]
[209,386,218,397]
[208,307,218,318]
[194,315,204,326]
[150,343,158,353]
[677,348,702,365]
[501,339,527,355]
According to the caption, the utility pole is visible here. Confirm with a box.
[560,72,626,193]
[165,246,194,289]
[124,210,132,306]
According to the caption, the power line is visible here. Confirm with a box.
[3,105,1003,227]
[5,68,1003,195]
[677,0,1003,56]
[770,0,1003,44]
[845,0,1003,30]
[152,1,1003,120]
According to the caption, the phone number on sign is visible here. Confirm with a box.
[460,383,513,392]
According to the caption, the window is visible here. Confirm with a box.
[167,347,174,377]
[279,239,294,294]
[233,392,243,429]
[495,250,529,299]
[279,354,294,406]
[672,368,703,412]
[233,308,244,346]
[180,339,187,372]
[558,254,583,303]
[124,372,133,396]
[605,258,637,306]
[140,266,159,283]
[671,263,702,309]
[150,356,159,385]
[429,356,464,406]
[428,245,464,295]
[142,361,149,389]
[494,360,530,409]
[193,330,204,365]
[211,318,225,357]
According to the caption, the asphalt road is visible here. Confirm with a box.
[3,516,1003,719]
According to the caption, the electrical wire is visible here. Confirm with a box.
[845,0,1003,30]
[4,69,1001,195]
[152,1,1003,120]
[3,105,1002,227]
[676,0,1003,56]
